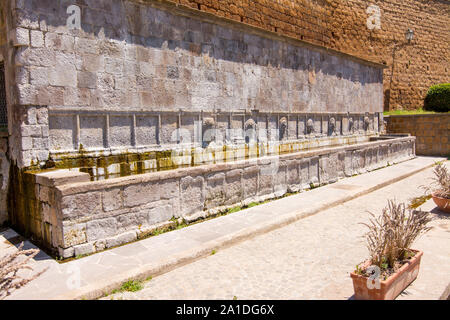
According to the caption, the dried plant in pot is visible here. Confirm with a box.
[350,200,432,300]
[425,163,450,213]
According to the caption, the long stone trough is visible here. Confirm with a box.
[14,134,415,258]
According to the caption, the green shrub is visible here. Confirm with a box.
[423,83,450,112]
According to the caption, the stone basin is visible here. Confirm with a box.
[11,134,415,258]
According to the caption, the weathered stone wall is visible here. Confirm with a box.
[5,0,384,168]
[0,134,9,226]
[386,114,450,156]
[172,0,450,110]
[27,136,414,258]
[0,1,11,226]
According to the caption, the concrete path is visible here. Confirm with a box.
[1,156,448,300]
[103,160,450,300]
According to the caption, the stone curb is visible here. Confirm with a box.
[54,157,445,300]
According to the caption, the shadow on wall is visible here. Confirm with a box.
[384,89,390,111]
[0,135,9,227]
[17,0,382,83]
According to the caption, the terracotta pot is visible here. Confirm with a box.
[350,250,423,300]
[432,192,450,213]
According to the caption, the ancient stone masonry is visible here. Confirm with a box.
[0,1,10,226]
[2,0,386,169]
[0,0,419,256]
[0,133,8,226]
[33,136,415,258]
[172,0,450,110]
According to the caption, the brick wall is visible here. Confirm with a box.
[386,114,450,156]
[171,0,450,110]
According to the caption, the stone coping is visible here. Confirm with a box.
[384,113,450,118]
[55,135,415,196]
[48,106,383,116]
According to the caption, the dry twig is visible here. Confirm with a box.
[423,163,450,199]
[0,242,47,299]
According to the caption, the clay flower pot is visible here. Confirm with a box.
[350,250,423,300]
[431,192,450,213]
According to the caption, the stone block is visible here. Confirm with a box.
[147,201,176,224]
[319,153,338,184]
[225,169,243,205]
[116,211,148,233]
[299,159,310,189]
[30,30,44,47]
[109,116,132,147]
[74,243,95,256]
[135,116,158,146]
[309,157,319,187]
[180,175,204,216]
[58,247,75,259]
[61,191,102,219]
[29,67,49,85]
[49,62,77,87]
[75,37,99,55]
[13,27,30,46]
[273,162,287,195]
[102,188,123,212]
[258,162,274,196]
[38,185,51,203]
[205,172,226,209]
[287,160,300,191]
[124,179,178,207]
[243,166,258,198]
[77,71,97,89]
[82,54,104,72]
[105,231,137,249]
[86,217,118,242]
[62,223,87,248]
[79,116,105,148]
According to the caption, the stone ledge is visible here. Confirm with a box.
[34,170,91,187]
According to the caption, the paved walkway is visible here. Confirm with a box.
[1,156,448,300]
[105,161,450,300]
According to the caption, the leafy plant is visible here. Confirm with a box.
[120,280,144,292]
[0,242,47,299]
[360,200,432,271]
[423,83,450,113]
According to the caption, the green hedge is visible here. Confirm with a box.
[423,83,450,113]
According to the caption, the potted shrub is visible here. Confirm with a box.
[427,163,450,213]
[350,200,432,300]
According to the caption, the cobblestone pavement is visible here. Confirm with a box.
[106,164,450,300]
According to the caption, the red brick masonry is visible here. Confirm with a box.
[386,114,450,156]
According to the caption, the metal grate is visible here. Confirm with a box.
[0,61,7,127]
